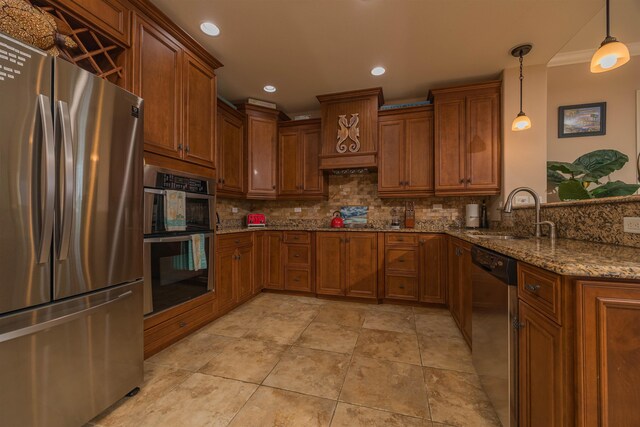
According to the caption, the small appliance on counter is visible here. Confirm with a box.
[465,203,480,228]
[405,201,415,229]
[247,213,266,227]
[390,208,401,230]
[331,211,344,228]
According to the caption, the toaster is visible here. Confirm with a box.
[247,213,266,227]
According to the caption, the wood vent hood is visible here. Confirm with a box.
[317,87,384,171]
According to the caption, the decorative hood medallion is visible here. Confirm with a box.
[336,113,360,153]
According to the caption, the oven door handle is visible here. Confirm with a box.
[144,188,215,200]
[144,233,213,244]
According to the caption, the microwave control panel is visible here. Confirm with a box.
[156,173,208,194]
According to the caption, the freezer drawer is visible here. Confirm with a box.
[0,281,143,427]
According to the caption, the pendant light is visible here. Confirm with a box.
[590,0,630,73]
[511,44,532,132]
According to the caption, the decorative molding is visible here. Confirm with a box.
[336,113,360,153]
[548,41,640,68]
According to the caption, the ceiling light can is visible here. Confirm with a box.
[263,85,277,93]
[371,66,386,76]
[200,22,220,37]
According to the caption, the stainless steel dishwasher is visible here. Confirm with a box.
[471,246,518,427]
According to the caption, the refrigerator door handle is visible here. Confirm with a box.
[0,290,133,343]
[57,100,74,261]
[37,94,55,264]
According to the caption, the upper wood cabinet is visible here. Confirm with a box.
[430,81,501,196]
[132,11,220,169]
[317,88,384,170]
[216,100,246,197]
[378,106,434,197]
[237,104,284,199]
[53,0,131,45]
[278,119,327,199]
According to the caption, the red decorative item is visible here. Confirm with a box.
[247,213,266,227]
[331,211,344,228]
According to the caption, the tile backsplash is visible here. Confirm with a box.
[217,173,484,231]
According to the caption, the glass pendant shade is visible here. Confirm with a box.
[590,39,630,73]
[512,113,531,131]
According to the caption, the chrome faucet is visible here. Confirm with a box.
[503,187,544,238]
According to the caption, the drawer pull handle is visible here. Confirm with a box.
[294,254,300,258]
[399,284,405,289]
[294,278,300,282]
[398,258,405,262]
[179,322,187,328]
[234,240,240,244]
[525,284,541,293]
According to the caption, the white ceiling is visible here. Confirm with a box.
[150,0,631,115]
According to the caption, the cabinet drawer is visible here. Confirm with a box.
[283,231,310,244]
[385,233,419,246]
[385,248,418,273]
[217,233,252,249]
[286,245,310,265]
[285,268,311,292]
[518,263,562,324]
[385,275,418,301]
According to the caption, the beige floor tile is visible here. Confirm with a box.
[199,337,288,383]
[198,312,253,338]
[340,356,429,418]
[91,363,191,427]
[354,329,421,365]
[330,403,425,427]
[229,387,336,427]
[147,333,233,371]
[412,306,452,316]
[264,346,350,399]
[138,373,257,427]
[424,367,501,427]
[314,304,368,328]
[363,311,416,334]
[243,316,312,345]
[295,321,360,354]
[415,313,461,338]
[417,334,474,373]
[366,303,415,314]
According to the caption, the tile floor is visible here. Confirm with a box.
[90,293,501,427]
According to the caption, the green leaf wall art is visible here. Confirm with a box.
[547,149,640,201]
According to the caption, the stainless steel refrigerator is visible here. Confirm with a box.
[0,33,144,426]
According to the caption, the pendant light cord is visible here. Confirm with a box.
[519,53,524,115]
[606,0,611,38]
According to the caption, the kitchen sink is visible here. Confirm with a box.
[465,232,525,240]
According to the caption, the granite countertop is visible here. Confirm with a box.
[448,231,640,280]
[216,227,640,280]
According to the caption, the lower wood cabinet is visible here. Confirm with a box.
[253,231,265,294]
[419,235,447,304]
[215,233,255,314]
[264,232,284,290]
[316,232,378,299]
[448,237,472,346]
[283,232,313,293]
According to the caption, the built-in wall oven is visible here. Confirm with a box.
[143,165,216,315]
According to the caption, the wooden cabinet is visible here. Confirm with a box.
[264,232,284,290]
[216,233,254,313]
[238,104,283,199]
[576,280,640,427]
[430,81,501,196]
[419,235,447,304]
[378,107,434,197]
[278,119,327,199]
[133,12,218,169]
[384,234,419,301]
[253,231,264,294]
[283,232,314,293]
[316,232,377,299]
[518,300,565,427]
[54,0,131,45]
[448,237,472,346]
[216,100,246,197]
[317,88,384,170]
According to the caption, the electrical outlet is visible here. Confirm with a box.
[515,195,533,205]
[432,204,443,210]
[623,217,640,234]
[232,207,238,213]
[294,207,302,213]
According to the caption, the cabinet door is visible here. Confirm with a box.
[466,92,500,192]
[434,98,466,193]
[183,53,216,168]
[278,129,301,195]
[378,118,405,194]
[419,235,446,304]
[518,301,564,427]
[406,112,434,193]
[58,0,130,45]
[576,281,640,427]
[345,233,378,299]
[236,245,253,302]
[133,15,182,159]
[216,247,236,313]
[460,245,472,345]
[217,106,245,195]
[316,233,345,296]
[247,116,277,198]
[448,239,462,325]
[253,232,264,294]
[264,232,284,290]
[301,126,324,194]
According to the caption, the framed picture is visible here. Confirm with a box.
[558,102,606,138]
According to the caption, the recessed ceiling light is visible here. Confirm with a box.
[263,85,277,93]
[200,22,220,37]
[371,66,386,76]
